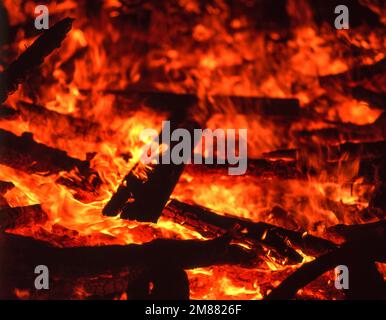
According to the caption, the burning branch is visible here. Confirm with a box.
[162,199,336,264]
[102,92,201,222]
[0,129,101,194]
[0,205,47,231]
[0,17,74,104]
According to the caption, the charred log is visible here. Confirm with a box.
[0,2,9,47]
[0,105,19,120]
[351,87,386,110]
[0,181,14,194]
[0,181,13,208]
[309,0,384,27]
[319,57,386,89]
[0,129,101,191]
[103,90,300,222]
[0,18,74,104]
[162,199,336,263]
[328,220,386,241]
[16,101,101,139]
[293,122,386,146]
[0,232,253,299]
[263,140,386,162]
[103,92,201,221]
[106,89,300,118]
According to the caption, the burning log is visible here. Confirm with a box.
[0,205,47,231]
[0,232,253,299]
[0,3,9,46]
[104,118,200,221]
[265,220,386,300]
[319,57,386,90]
[0,18,74,104]
[103,88,202,222]
[0,105,19,120]
[370,183,386,211]
[263,140,386,162]
[106,89,301,117]
[15,101,101,139]
[162,199,336,263]
[0,128,101,191]
[185,159,304,180]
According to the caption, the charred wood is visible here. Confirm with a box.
[370,183,386,211]
[0,181,14,194]
[263,140,386,162]
[0,181,13,208]
[309,0,384,27]
[0,105,19,120]
[327,220,386,241]
[103,91,300,221]
[0,129,101,191]
[185,159,304,180]
[0,232,253,299]
[293,122,386,145]
[0,205,47,231]
[162,199,336,263]
[106,90,300,118]
[103,91,201,221]
[185,150,384,187]
[319,57,386,89]
[0,18,73,104]
[351,87,386,110]
[0,3,9,47]
[16,101,101,139]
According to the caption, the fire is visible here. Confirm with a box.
[1,0,385,299]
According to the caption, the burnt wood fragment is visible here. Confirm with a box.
[0,18,74,103]
[103,93,201,221]
[265,221,386,300]
[105,89,300,117]
[0,128,101,191]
